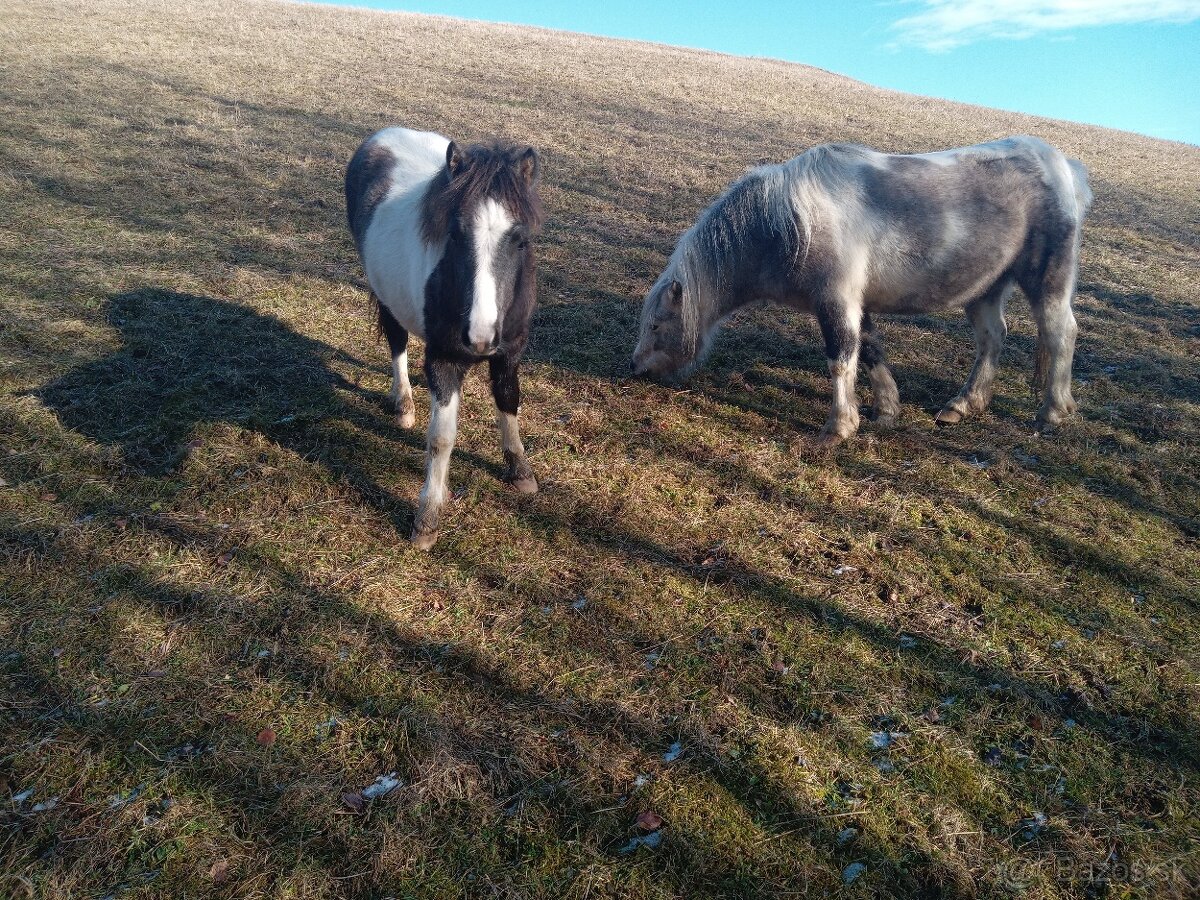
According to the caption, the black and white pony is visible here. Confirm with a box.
[632,136,1093,445]
[346,127,542,549]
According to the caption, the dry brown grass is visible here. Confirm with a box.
[1,0,1198,897]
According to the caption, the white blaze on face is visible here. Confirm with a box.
[469,198,514,350]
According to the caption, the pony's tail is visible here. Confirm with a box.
[1067,158,1093,217]
[371,291,385,341]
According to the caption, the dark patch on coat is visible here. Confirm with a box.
[344,139,397,252]
[689,172,803,306]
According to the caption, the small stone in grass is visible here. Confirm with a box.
[869,731,906,749]
[361,772,402,800]
[663,742,684,762]
[898,634,916,649]
[843,862,867,884]
[983,747,1002,766]
[1017,811,1049,840]
[341,792,365,814]
[616,830,663,854]
[837,826,859,846]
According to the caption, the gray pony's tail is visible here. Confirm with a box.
[1067,158,1094,216]
[1033,156,1091,396]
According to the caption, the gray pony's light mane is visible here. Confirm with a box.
[669,148,859,352]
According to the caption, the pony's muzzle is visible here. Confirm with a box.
[462,326,500,357]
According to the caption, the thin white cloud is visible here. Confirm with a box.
[892,0,1200,50]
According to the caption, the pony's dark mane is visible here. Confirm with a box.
[421,143,543,244]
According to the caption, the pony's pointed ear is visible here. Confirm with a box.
[666,279,683,310]
[518,147,539,185]
[446,141,464,176]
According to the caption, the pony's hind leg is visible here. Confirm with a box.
[936,278,1013,426]
[411,357,468,550]
[489,355,537,494]
[1022,238,1081,431]
[814,293,863,447]
[860,312,900,427]
[377,299,416,428]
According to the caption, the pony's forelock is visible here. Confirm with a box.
[421,143,542,244]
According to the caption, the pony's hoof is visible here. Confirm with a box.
[510,474,538,494]
[872,410,899,428]
[813,430,847,449]
[1035,405,1074,435]
[410,528,438,551]
[935,407,964,427]
[395,399,417,429]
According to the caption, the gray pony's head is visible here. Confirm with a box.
[630,266,694,378]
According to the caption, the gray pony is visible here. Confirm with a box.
[632,135,1093,445]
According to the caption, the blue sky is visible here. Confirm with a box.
[312,0,1200,145]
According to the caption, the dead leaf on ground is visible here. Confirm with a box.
[256,728,277,747]
[636,810,663,830]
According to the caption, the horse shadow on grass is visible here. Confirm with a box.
[36,288,437,534]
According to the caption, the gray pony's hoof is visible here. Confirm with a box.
[410,528,438,551]
[813,430,847,449]
[510,474,538,494]
[935,407,964,427]
[1036,401,1076,435]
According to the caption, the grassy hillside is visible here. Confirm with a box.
[1,0,1198,896]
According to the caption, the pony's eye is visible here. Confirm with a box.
[651,323,660,332]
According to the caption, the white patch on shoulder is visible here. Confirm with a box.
[469,199,514,350]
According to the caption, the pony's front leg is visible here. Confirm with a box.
[489,355,537,494]
[411,357,467,550]
[814,296,863,447]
